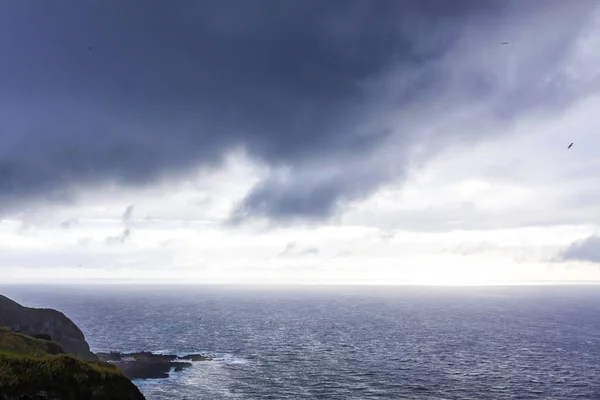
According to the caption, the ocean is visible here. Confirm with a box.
[1,285,599,399]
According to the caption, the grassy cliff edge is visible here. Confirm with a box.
[0,327,145,400]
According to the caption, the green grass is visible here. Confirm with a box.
[0,326,65,357]
[0,326,143,400]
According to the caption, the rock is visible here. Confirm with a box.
[0,294,96,361]
[172,362,193,372]
[97,352,178,379]
[31,333,53,341]
[97,351,211,380]
[115,360,171,380]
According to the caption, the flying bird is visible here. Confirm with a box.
[568,143,573,149]
[501,42,510,45]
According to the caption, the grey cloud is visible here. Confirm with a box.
[276,242,319,258]
[298,247,320,257]
[59,218,79,230]
[98,206,136,244]
[559,235,600,263]
[105,228,131,245]
[122,205,135,224]
[0,0,597,221]
[230,160,397,222]
[278,242,297,257]
[113,205,135,243]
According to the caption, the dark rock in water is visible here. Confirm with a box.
[0,294,96,361]
[116,359,171,380]
[97,351,212,380]
[173,362,193,372]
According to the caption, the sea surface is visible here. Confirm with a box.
[2,285,600,399]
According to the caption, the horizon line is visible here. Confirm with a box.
[2,281,600,287]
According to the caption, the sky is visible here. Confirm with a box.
[1,0,600,285]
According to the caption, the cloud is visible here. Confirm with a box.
[122,205,135,224]
[338,84,600,232]
[278,242,296,257]
[559,235,600,263]
[105,228,131,245]
[59,218,79,230]
[1,1,597,222]
[276,242,320,258]
[101,205,135,244]
[2,208,600,283]
[298,247,320,257]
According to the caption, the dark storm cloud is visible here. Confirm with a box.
[232,168,378,221]
[559,235,600,264]
[0,0,595,220]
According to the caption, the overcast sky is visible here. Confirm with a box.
[1,0,600,284]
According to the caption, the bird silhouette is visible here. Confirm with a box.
[568,143,573,149]
[501,42,510,45]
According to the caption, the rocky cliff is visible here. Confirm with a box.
[0,327,145,400]
[0,294,146,400]
[0,294,96,361]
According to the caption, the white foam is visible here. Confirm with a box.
[210,353,249,365]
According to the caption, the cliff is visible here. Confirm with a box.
[0,295,146,399]
[0,294,96,361]
[0,327,145,400]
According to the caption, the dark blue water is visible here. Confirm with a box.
[2,285,600,399]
